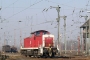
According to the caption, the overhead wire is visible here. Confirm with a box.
[0,0,62,44]
[45,0,84,37]
[64,9,86,29]
[6,0,43,20]
[23,3,86,35]
[3,20,55,34]
[19,6,57,31]
[42,0,87,38]
[24,9,55,31]
[1,0,88,37]
[1,8,53,32]
[2,0,81,30]
[41,7,58,30]
[42,7,58,26]
[65,8,86,37]
[2,0,19,11]
[45,0,85,10]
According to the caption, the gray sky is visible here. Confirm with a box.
[0,0,90,48]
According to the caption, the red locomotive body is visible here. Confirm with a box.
[20,30,58,57]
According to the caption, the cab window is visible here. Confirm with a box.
[36,31,40,36]
[43,31,47,35]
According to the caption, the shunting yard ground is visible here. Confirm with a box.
[3,53,90,60]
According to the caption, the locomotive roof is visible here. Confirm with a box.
[31,30,49,34]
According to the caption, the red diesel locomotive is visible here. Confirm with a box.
[20,30,59,57]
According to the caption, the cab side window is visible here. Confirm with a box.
[43,31,47,35]
[36,31,40,36]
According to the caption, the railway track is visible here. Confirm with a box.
[5,53,88,60]
[0,53,87,60]
[7,56,88,60]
